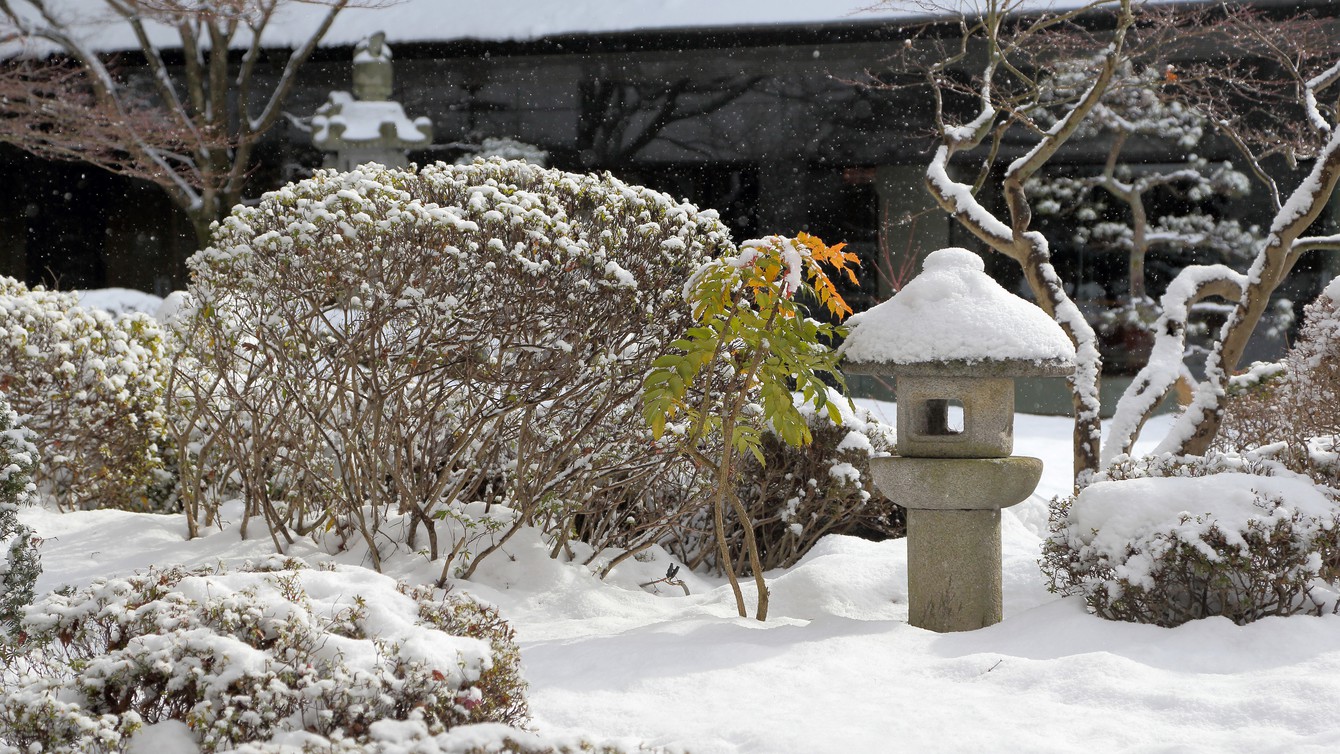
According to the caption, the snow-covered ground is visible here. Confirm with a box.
[20,405,1340,753]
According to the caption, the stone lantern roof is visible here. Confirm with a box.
[842,247,1076,460]
[841,247,1075,377]
[311,32,432,171]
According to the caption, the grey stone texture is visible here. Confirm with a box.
[905,507,1005,632]
[353,33,394,102]
[847,356,1076,379]
[877,456,1042,631]
[845,358,1073,458]
[895,375,1014,458]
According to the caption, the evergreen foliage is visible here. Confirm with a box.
[0,392,38,639]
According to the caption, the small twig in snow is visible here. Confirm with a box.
[640,564,691,596]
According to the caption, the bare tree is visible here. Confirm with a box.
[1108,9,1340,461]
[576,72,762,169]
[881,0,1340,484]
[897,0,1137,483]
[177,161,732,579]
[0,58,222,189]
[1027,57,1261,304]
[0,0,368,281]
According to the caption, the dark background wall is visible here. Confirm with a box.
[0,19,1335,344]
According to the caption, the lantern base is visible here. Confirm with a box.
[871,455,1044,632]
[870,455,1042,510]
[906,507,1004,632]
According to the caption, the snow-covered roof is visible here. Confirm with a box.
[1,1,1074,56]
[841,247,1077,370]
[312,92,431,148]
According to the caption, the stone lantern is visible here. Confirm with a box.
[842,247,1076,632]
[312,32,433,171]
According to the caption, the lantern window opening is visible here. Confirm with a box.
[925,398,965,436]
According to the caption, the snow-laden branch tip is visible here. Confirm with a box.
[927,145,1014,246]
[1268,126,1340,244]
[945,97,998,147]
[1303,59,1340,136]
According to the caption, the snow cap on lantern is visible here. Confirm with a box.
[842,247,1076,458]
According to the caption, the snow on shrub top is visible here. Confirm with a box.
[1323,274,1340,305]
[1302,275,1340,374]
[187,159,733,408]
[191,159,730,344]
[107,565,492,686]
[3,560,537,752]
[179,160,732,566]
[1066,472,1339,587]
[841,247,1076,366]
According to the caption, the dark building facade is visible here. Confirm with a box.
[0,19,983,299]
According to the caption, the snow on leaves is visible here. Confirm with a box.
[0,393,38,639]
[644,232,855,456]
[0,560,531,752]
[642,232,856,620]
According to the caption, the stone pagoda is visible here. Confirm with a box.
[312,32,432,171]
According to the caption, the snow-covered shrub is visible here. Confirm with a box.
[1216,279,1340,486]
[0,561,530,753]
[180,159,731,572]
[1042,462,1340,627]
[567,455,710,578]
[0,393,38,638]
[225,725,653,754]
[401,583,528,727]
[682,396,901,574]
[0,277,168,511]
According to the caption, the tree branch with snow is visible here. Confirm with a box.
[0,0,376,283]
[882,0,1340,485]
[893,0,1134,484]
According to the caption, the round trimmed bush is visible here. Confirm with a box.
[0,278,168,511]
[179,160,733,569]
[1042,461,1340,626]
